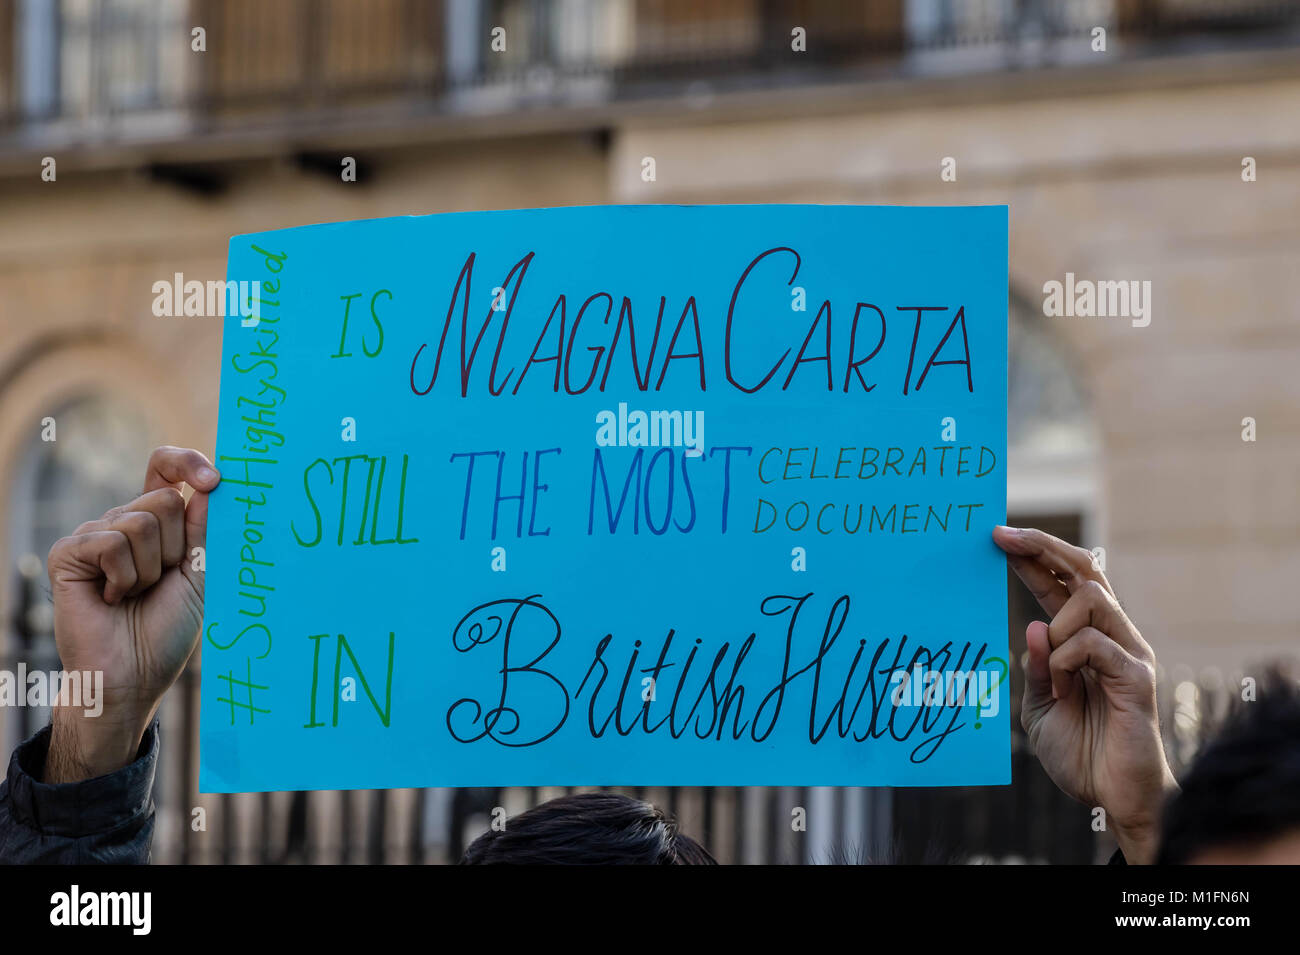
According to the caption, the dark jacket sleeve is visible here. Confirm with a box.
[0,721,158,864]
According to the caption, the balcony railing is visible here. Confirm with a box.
[0,1,1298,152]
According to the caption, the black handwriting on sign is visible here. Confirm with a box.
[444,593,992,763]
[446,596,570,747]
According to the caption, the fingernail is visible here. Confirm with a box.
[198,466,219,484]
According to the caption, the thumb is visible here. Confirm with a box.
[1022,620,1054,713]
[181,487,212,597]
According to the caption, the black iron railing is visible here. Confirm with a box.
[0,0,1297,149]
[5,558,1274,864]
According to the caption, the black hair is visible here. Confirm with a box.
[459,792,718,865]
[1158,668,1300,864]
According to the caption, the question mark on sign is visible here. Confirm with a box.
[975,656,1008,729]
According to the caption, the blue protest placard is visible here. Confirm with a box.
[199,204,1009,792]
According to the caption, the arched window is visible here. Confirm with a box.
[5,395,153,745]
[1008,302,1099,514]
[19,398,152,566]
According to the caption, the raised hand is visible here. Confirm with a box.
[993,525,1177,864]
[45,446,220,782]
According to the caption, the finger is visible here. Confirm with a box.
[993,526,1114,599]
[1047,626,1147,701]
[101,509,162,596]
[1022,620,1054,713]
[104,488,187,569]
[1046,580,1151,660]
[49,530,138,605]
[180,486,211,598]
[1006,552,1072,617]
[143,446,220,495]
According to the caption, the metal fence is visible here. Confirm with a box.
[5,561,1281,864]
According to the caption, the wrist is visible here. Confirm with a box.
[1112,769,1180,865]
[46,704,152,783]
[1113,819,1161,865]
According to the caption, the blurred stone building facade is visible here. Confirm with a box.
[0,0,1296,863]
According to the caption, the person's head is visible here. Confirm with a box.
[1158,669,1300,864]
[460,792,716,864]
